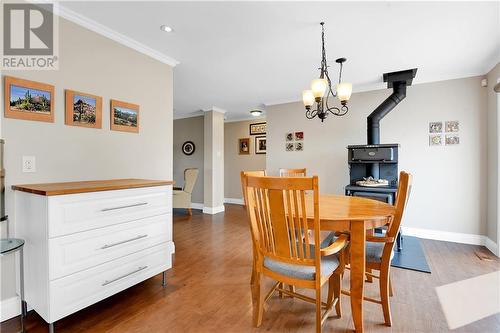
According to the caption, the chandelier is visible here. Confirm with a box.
[302,22,352,122]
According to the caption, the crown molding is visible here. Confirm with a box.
[224,115,266,123]
[202,106,227,114]
[55,3,179,67]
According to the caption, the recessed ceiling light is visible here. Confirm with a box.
[160,25,173,33]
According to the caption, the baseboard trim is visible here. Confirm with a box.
[0,296,20,322]
[190,203,204,210]
[202,206,225,215]
[402,226,499,257]
[224,198,244,205]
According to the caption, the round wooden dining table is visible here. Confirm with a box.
[304,194,395,333]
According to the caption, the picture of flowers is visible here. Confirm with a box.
[4,76,54,122]
[110,99,140,133]
[65,90,102,128]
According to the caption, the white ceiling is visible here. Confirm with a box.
[61,1,499,121]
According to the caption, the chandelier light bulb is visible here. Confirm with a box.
[311,78,328,99]
[302,90,315,107]
[336,82,353,103]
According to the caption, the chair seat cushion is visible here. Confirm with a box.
[264,253,339,280]
[366,241,394,263]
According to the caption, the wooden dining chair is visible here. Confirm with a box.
[362,171,412,326]
[240,170,267,286]
[245,175,348,333]
[279,168,307,177]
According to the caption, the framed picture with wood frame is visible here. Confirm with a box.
[110,99,140,133]
[65,90,102,129]
[4,76,55,123]
[239,138,250,155]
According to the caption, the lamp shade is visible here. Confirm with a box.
[302,90,315,107]
[311,79,327,98]
[336,82,352,102]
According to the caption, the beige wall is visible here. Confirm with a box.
[267,76,488,237]
[1,18,173,301]
[487,63,500,245]
[224,119,267,200]
[173,116,204,204]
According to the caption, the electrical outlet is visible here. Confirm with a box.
[22,156,36,173]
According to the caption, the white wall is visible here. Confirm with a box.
[1,18,173,302]
[267,76,487,237]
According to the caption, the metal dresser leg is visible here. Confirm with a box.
[49,323,55,333]
[162,271,167,287]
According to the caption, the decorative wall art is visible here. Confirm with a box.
[286,132,293,141]
[110,99,139,133]
[249,122,266,135]
[285,130,304,151]
[286,143,294,151]
[65,90,102,128]
[4,76,55,123]
[429,122,443,133]
[429,134,442,146]
[255,136,266,154]
[239,138,250,155]
[295,142,304,151]
[295,131,304,141]
[445,134,460,145]
[445,121,459,132]
[182,141,195,156]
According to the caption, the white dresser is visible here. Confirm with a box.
[13,179,174,331]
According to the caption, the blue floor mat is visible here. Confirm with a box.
[391,236,431,273]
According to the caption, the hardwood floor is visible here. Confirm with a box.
[2,204,499,332]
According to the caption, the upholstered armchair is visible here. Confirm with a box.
[173,168,199,215]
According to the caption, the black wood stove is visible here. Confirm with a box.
[345,68,417,251]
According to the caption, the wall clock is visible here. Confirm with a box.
[182,141,195,155]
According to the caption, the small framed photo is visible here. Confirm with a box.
[429,122,443,133]
[286,132,293,141]
[445,134,460,145]
[295,131,304,141]
[249,122,266,135]
[111,99,139,133]
[445,121,459,133]
[429,134,442,146]
[239,138,250,155]
[4,76,55,123]
[255,136,266,154]
[286,143,294,151]
[295,142,304,151]
[65,90,102,128]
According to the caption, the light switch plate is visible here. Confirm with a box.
[22,156,36,173]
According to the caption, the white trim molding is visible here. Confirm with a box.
[402,226,499,257]
[56,4,179,67]
[0,296,20,322]
[224,198,244,205]
[202,206,225,215]
[190,203,204,210]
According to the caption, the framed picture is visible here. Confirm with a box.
[429,134,442,146]
[65,90,102,128]
[250,122,266,135]
[182,141,195,155]
[445,121,459,132]
[110,99,139,133]
[255,136,266,154]
[239,138,250,155]
[295,131,304,141]
[286,132,293,141]
[286,143,294,151]
[429,122,443,133]
[445,134,460,145]
[4,76,54,123]
[295,142,304,151]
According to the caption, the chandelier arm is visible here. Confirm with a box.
[305,108,319,119]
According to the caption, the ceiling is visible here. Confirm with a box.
[60,1,499,121]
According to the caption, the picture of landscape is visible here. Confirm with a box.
[73,94,97,124]
[10,84,51,114]
[113,106,138,127]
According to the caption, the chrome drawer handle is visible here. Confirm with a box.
[101,202,148,212]
[102,266,148,286]
[100,234,148,249]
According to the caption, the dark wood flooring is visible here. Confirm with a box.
[2,204,499,332]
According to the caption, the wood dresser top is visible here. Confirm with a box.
[12,179,175,196]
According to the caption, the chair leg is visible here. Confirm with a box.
[389,274,393,297]
[288,284,295,295]
[187,208,192,216]
[315,287,322,333]
[366,268,373,283]
[254,273,265,327]
[333,273,342,317]
[278,282,284,298]
[379,268,392,326]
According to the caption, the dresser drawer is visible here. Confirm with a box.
[49,242,173,322]
[48,214,171,280]
[48,185,172,237]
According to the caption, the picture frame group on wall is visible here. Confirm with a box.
[65,90,102,129]
[428,120,460,146]
[4,76,55,123]
[285,131,304,151]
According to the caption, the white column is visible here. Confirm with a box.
[203,107,225,214]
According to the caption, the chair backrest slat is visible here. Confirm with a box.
[279,168,307,177]
[386,171,413,239]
